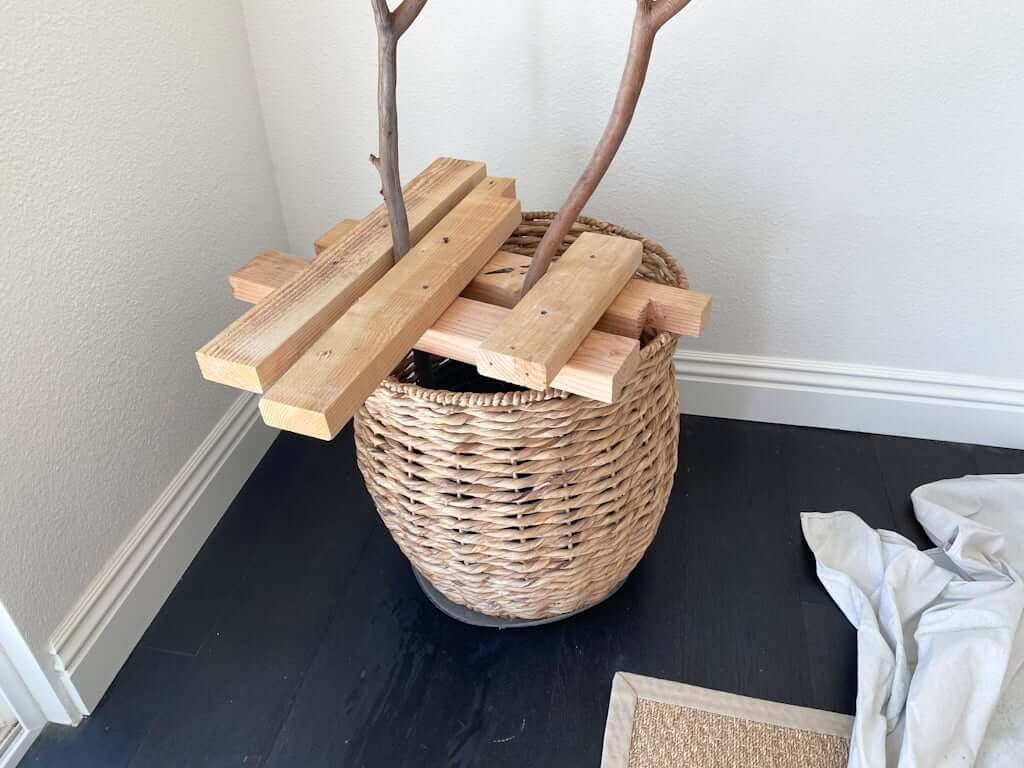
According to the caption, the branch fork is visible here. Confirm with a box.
[520,0,696,295]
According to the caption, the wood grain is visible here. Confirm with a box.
[228,251,309,305]
[196,157,486,393]
[477,232,642,390]
[311,177,513,257]
[227,257,639,405]
[471,176,516,199]
[200,158,491,393]
[313,220,360,256]
[466,250,711,337]
[259,196,522,439]
[233,247,710,338]
[418,299,639,404]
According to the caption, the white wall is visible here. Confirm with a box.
[0,0,286,708]
[242,0,1024,387]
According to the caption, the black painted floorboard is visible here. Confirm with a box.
[24,417,1024,767]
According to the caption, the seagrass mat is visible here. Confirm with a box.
[601,673,853,768]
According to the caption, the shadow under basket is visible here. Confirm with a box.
[354,212,685,624]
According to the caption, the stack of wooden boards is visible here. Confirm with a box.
[197,157,712,440]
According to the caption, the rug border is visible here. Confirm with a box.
[601,672,854,768]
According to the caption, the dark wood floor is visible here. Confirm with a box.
[25,416,1023,767]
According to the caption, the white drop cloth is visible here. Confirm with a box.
[802,474,1024,767]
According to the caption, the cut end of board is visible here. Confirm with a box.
[476,348,552,391]
[645,284,712,337]
[195,350,266,393]
[229,250,308,304]
[258,397,334,441]
[609,343,642,401]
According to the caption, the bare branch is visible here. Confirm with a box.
[645,0,695,30]
[368,0,427,261]
[369,0,392,34]
[391,0,429,38]
[369,0,433,383]
[521,0,695,295]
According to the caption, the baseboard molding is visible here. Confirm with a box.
[0,601,68,726]
[48,393,278,717]
[0,724,38,768]
[675,350,1024,449]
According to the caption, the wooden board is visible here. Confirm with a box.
[476,232,642,390]
[314,219,360,256]
[470,176,516,200]
[630,280,710,338]
[228,258,639,406]
[196,157,487,393]
[312,178,514,256]
[259,195,523,440]
[465,250,711,337]
[231,248,710,338]
[418,299,639,404]
[228,250,309,305]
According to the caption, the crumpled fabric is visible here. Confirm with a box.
[802,474,1024,767]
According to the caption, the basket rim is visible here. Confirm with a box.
[377,211,684,408]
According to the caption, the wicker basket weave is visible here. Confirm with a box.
[354,212,685,621]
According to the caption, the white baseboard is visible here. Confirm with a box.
[0,602,68,726]
[675,350,1024,449]
[48,393,277,717]
[0,724,38,768]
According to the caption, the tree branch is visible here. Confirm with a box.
[369,0,433,382]
[391,0,429,38]
[369,0,414,260]
[520,0,695,295]
[645,0,694,30]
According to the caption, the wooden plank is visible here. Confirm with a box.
[314,219,360,255]
[476,232,642,390]
[259,195,523,440]
[232,247,711,337]
[471,176,516,199]
[465,250,711,338]
[418,299,639,404]
[233,184,515,306]
[229,250,308,305]
[311,178,512,256]
[196,157,487,393]
[228,259,639,405]
[636,280,711,338]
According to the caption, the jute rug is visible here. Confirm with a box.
[601,673,853,768]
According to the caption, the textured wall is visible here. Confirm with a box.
[243,0,1024,379]
[0,1,286,657]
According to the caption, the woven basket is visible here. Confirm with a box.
[354,212,685,621]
